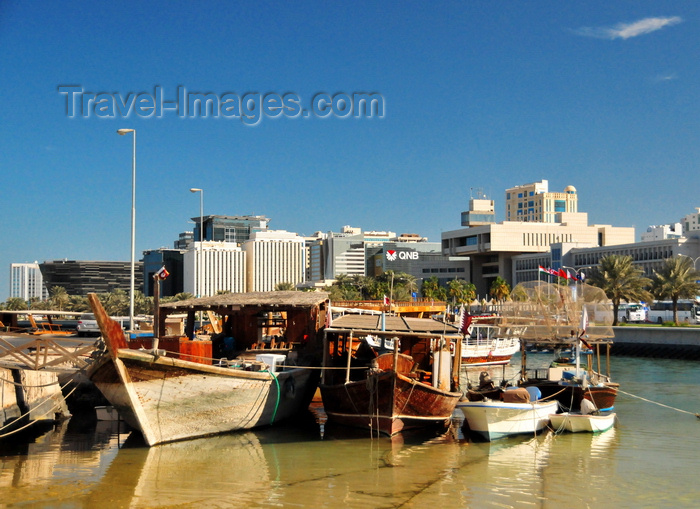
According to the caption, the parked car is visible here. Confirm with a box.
[76,313,100,336]
[77,313,130,336]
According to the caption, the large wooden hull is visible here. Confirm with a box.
[89,349,317,446]
[458,399,558,441]
[319,371,461,436]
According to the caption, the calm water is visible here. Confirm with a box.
[2,356,700,508]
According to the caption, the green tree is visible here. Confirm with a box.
[587,254,653,326]
[448,279,477,306]
[98,289,130,316]
[275,282,297,291]
[49,286,70,311]
[67,295,89,312]
[349,275,374,299]
[489,277,511,303]
[134,291,153,315]
[421,276,446,301]
[651,256,700,325]
[28,297,47,309]
[4,297,28,310]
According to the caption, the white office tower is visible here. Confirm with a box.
[10,262,48,301]
[243,230,306,292]
[183,241,246,297]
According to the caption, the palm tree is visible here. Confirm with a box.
[489,277,510,303]
[100,289,129,316]
[349,275,373,299]
[421,276,446,301]
[67,295,89,312]
[4,297,28,310]
[133,291,153,315]
[587,254,653,326]
[49,286,70,311]
[448,279,476,306]
[651,256,700,325]
[275,282,297,291]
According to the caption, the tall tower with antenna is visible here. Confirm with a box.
[461,187,495,227]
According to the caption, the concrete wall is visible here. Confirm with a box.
[1,368,70,428]
[611,327,700,359]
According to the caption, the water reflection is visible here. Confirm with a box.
[0,416,129,507]
[2,356,700,507]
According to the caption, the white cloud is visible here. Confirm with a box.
[653,72,678,82]
[575,16,682,40]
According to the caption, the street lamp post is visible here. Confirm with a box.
[678,254,700,271]
[190,188,203,297]
[117,128,136,331]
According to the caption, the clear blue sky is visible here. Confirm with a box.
[1,1,699,300]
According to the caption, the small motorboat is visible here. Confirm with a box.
[458,387,558,441]
[549,398,616,433]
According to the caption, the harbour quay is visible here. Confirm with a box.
[611,326,700,359]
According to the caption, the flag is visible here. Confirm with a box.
[458,307,466,334]
[578,306,591,348]
[579,306,588,335]
[155,266,170,280]
[539,266,558,277]
[578,271,586,282]
[383,295,390,306]
[558,268,569,279]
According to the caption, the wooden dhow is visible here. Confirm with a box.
[319,313,463,436]
[86,291,328,446]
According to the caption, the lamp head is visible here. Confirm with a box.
[190,188,202,193]
[117,129,135,135]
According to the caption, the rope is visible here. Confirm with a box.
[265,370,281,425]
[618,388,700,418]
[0,377,78,438]
[0,376,60,388]
[398,378,417,416]
[535,387,568,402]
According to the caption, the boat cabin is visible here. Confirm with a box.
[135,291,330,366]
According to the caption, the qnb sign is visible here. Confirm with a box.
[386,250,419,262]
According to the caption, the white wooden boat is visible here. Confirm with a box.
[86,293,320,446]
[461,316,524,366]
[457,388,558,441]
[549,411,616,433]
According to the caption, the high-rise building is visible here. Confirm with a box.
[142,248,187,297]
[243,231,305,292]
[39,260,143,296]
[192,215,269,245]
[10,262,48,301]
[444,180,633,296]
[681,208,700,237]
[183,241,246,296]
[505,180,578,223]
[461,188,496,227]
[641,224,683,242]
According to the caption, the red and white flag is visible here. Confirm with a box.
[155,266,170,280]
